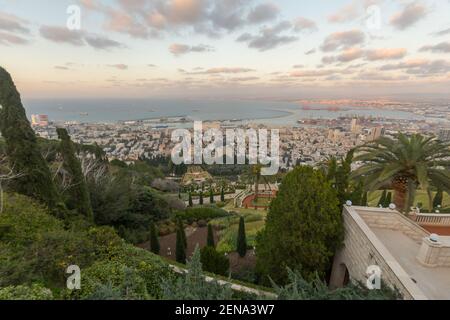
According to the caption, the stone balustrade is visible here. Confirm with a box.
[412,213,450,226]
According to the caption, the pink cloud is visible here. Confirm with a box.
[365,48,407,61]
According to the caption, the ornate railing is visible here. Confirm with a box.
[412,213,450,226]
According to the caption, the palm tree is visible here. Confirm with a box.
[351,133,450,212]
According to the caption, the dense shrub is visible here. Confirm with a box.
[0,193,64,286]
[231,267,257,284]
[108,244,175,298]
[0,193,125,288]
[62,243,175,300]
[200,246,229,276]
[273,268,401,300]
[176,207,230,223]
[151,178,179,192]
[0,193,62,244]
[164,196,186,211]
[65,260,150,300]
[157,220,177,236]
[215,201,227,208]
[0,284,53,300]
[161,247,233,300]
[0,193,174,300]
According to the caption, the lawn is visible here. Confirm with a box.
[210,210,267,254]
[251,197,272,207]
[368,190,450,211]
[214,221,265,253]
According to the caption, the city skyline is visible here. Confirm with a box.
[0,0,449,99]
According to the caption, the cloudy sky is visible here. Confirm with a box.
[0,0,449,99]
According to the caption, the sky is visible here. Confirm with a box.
[0,0,449,99]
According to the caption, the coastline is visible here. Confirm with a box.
[23,97,446,126]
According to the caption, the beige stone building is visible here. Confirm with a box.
[330,206,450,300]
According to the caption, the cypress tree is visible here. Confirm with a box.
[334,151,353,207]
[188,191,193,207]
[207,224,215,247]
[199,191,204,205]
[177,218,187,248]
[221,187,225,202]
[326,157,337,183]
[57,128,93,220]
[255,166,343,285]
[210,187,215,204]
[176,229,186,264]
[384,192,392,208]
[350,181,364,206]
[361,192,368,207]
[0,67,64,214]
[378,190,387,207]
[237,216,247,257]
[149,222,160,254]
[433,189,443,208]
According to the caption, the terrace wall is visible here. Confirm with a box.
[329,206,428,300]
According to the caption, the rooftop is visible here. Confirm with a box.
[372,227,450,300]
[349,206,450,300]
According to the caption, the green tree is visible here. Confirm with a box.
[256,166,343,285]
[325,157,338,183]
[188,191,193,207]
[361,192,368,207]
[200,246,229,276]
[352,134,450,212]
[335,151,353,206]
[237,216,247,258]
[57,128,93,220]
[433,189,443,209]
[384,192,392,208]
[176,229,186,264]
[177,218,187,248]
[221,187,225,202]
[378,190,387,207]
[0,67,64,214]
[207,224,215,247]
[350,180,364,206]
[209,187,215,204]
[199,191,204,205]
[149,222,160,254]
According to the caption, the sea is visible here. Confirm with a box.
[23,98,426,126]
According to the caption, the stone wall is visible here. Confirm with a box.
[358,209,429,244]
[330,206,428,300]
